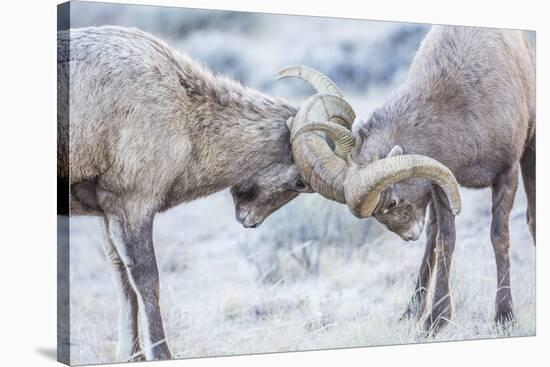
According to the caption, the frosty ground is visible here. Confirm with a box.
[69,181,535,364]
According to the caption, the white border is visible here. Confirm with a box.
[0,0,546,366]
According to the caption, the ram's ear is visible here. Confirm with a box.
[351,116,365,137]
[286,117,294,130]
[387,145,403,158]
[349,117,366,162]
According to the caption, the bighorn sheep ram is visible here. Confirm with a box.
[280,26,535,332]
[57,26,313,361]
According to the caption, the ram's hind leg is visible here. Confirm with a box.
[491,165,519,325]
[401,201,437,321]
[520,132,535,244]
[101,218,143,362]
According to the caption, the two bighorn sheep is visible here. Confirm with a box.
[59,24,535,361]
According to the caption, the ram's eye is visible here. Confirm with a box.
[235,183,257,201]
[295,179,306,190]
[387,199,397,210]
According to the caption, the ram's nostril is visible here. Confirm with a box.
[237,211,248,223]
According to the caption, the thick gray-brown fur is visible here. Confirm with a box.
[58,26,309,361]
[352,26,535,332]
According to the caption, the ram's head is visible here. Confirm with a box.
[277,65,462,238]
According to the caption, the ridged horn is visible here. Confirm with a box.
[290,94,356,202]
[276,65,343,99]
[293,121,355,159]
[344,155,462,218]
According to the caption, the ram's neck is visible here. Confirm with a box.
[361,83,448,162]
[207,90,296,186]
[361,75,472,180]
[179,66,296,188]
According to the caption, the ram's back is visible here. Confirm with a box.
[57,26,196,185]
[400,26,535,185]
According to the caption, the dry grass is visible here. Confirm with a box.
[68,184,535,365]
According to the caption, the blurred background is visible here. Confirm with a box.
[69,1,429,99]
[66,2,535,364]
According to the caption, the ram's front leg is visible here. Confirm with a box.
[424,187,456,334]
[401,201,437,321]
[491,165,518,325]
[99,190,172,361]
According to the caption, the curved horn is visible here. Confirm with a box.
[291,94,356,202]
[293,121,355,159]
[276,65,343,99]
[344,155,462,218]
